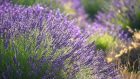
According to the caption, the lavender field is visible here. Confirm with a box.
[0,0,140,79]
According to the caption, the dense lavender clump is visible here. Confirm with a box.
[84,0,133,53]
[71,42,121,79]
[92,50,121,79]
[96,0,140,30]
[91,0,135,42]
[0,2,83,79]
[0,1,121,79]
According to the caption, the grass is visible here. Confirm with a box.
[121,71,140,79]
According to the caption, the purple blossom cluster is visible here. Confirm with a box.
[0,1,122,79]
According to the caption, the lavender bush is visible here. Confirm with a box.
[0,1,122,79]
[0,2,82,79]
[96,0,140,30]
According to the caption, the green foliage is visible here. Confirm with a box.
[12,0,35,5]
[110,12,130,29]
[88,33,117,51]
[81,0,110,20]
[11,0,64,12]
[35,0,64,12]
[76,67,94,79]
[129,6,140,30]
